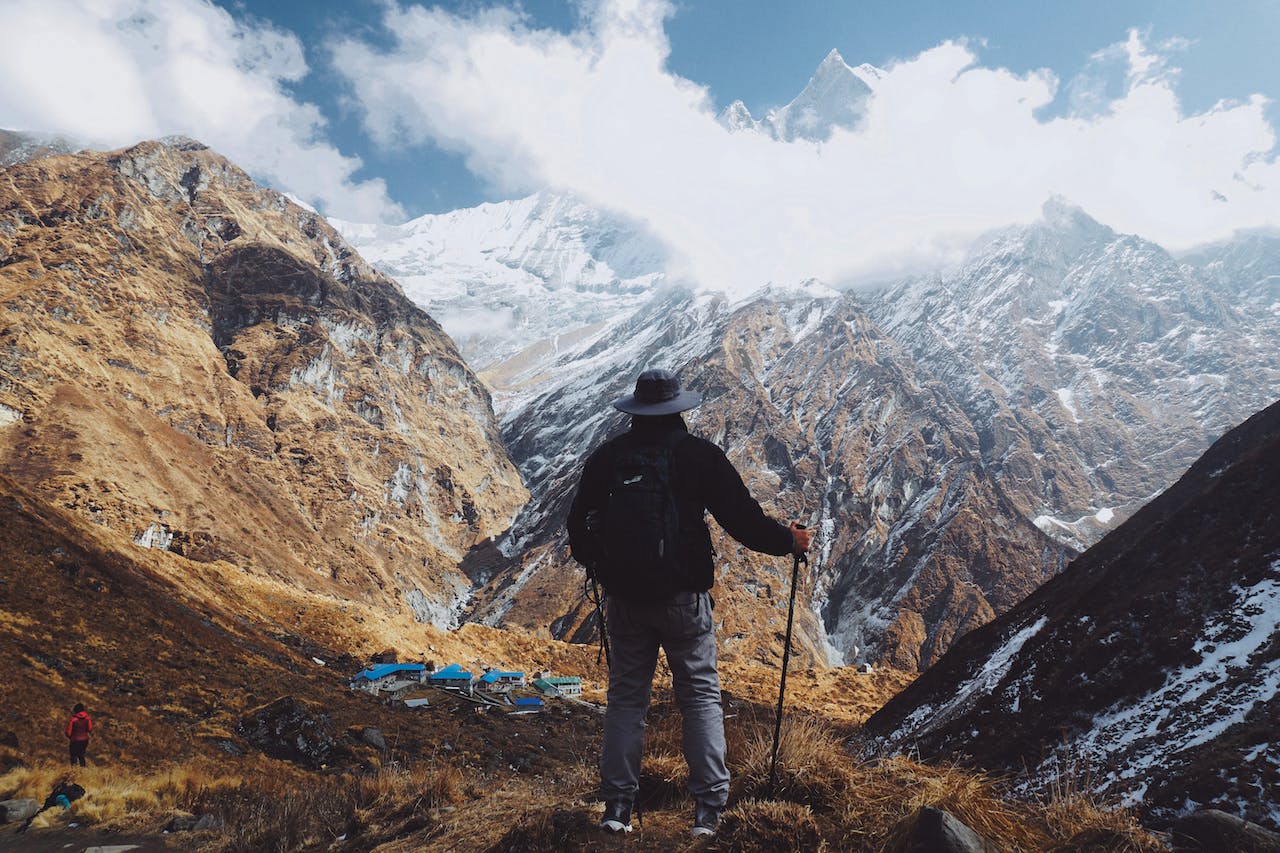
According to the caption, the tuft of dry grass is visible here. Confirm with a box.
[733,715,853,812]
[198,780,353,853]
[821,753,1164,853]
[832,754,1034,851]
[195,759,473,852]
[712,799,825,852]
[485,805,599,853]
[640,752,690,809]
[0,755,478,851]
[636,699,696,809]
[1039,781,1164,852]
[886,757,1029,849]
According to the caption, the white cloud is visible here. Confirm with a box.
[0,0,403,222]
[332,0,1280,292]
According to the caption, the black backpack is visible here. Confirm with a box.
[591,432,687,600]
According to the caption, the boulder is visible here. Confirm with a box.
[211,738,243,757]
[1172,809,1280,852]
[0,799,38,824]
[360,727,388,751]
[904,806,1000,853]
[236,696,351,769]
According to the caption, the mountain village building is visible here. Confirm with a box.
[477,669,526,693]
[533,675,582,697]
[350,663,427,694]
[428,663,476,690]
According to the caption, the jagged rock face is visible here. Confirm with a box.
[745,299,1073,671]
[869,205,1280,552]
[236,696,351,769]
[0,140,526,627]
[862,400,1280,830]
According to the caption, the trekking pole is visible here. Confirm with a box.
[767,528,807,799]
[589,573,612,669]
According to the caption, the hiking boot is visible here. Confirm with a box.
[691,802,722,838]
[600,800,633,834]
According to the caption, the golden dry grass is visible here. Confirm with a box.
[733,715,854,812]
[0,707,1164,852]
[830,753,1163,853]
[839,754,1033,851]
[613,702,1159,853]
[0,760,243,831]
[713,800,825,852]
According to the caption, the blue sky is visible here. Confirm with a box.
[218,0,1280,216]
[3,0,1279,290]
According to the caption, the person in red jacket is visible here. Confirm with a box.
[65,703,92,767]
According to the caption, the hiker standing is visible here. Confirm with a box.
[568,368,811,838]
[65,702,92,767]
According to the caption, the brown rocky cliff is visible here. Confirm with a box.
[0,138,527,625]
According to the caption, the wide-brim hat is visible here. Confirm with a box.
[612,368,702,415]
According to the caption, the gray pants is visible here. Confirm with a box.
[600,591,728,809]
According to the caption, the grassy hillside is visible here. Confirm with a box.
[0,478,1158,850]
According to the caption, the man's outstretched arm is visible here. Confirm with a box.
[702,443,806,556]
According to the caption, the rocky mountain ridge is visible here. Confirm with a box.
[0,137,527,630]
[868,200,1280,551]
[861,397,1280,830]
[446,200,1280,672]
[457,280,1061,671]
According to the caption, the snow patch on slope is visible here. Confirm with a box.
[1070,561,1280,806]
[900,616,1049,735]
[1056,387,1082,423]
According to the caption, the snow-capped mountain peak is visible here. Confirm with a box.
[718,48,873,141]
[719,99,757,133]
[851,62,887,86]
[817,47,850,73]
[1037,195,1115,240]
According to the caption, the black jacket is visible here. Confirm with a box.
[567,414,794,593]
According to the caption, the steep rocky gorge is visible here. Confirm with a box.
[0,138,526,627]
[464,289,1075,672]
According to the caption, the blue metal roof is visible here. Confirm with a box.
[429,663,473,680]
[513,697,543,706]
[354,663,426,681]
[479,670,525,683]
